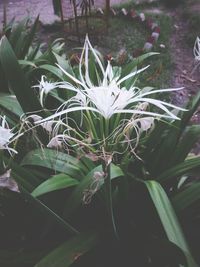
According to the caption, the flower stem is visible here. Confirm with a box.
[86,111,98,140]
[103,160,119,240]
[0,151,6,174]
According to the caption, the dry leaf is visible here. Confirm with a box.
[0,169,20,193]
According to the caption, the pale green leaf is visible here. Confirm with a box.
[32,173,79,197]
[144,180,198,267]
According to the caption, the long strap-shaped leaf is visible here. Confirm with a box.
[171,125,200,165]
[144,180,198,267]
[21,15,40,59]
[0,93,23,118]
[157,157,200,183]
[21,148,87,177]
[6,158,79,235]
[34,232,98,267]
[63,164,123,217]
[172,182,200,212]
[0,36,42,113]
[31,173,79,197]
[20,186,79,235]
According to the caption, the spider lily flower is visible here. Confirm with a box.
[0,116,21,154]
[35,36,186,154]
[33,76,66,106]
[36,36,185,123]
[193,37,200,61]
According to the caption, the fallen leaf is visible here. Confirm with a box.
[0,169,20,193]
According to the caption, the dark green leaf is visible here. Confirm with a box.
[172,182,200,211]
[34,232,98,267]
[21,15,39,58]
[21,186,79,235]
[32,173,79,197]
[63,164,123,217]
[21,148,86,177]
[158,157,200,183]
[0,36,42,113]
[0,93,23,117]
[144,180,198,267]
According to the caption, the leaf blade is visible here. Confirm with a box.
[32,173,79,197]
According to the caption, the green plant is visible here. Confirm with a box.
[0,33,200,267]
[0,17,66,96]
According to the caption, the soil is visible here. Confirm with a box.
[167,2,200,152]
[169,5,200,106]
[145,1,200,153]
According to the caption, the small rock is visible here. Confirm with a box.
[160,44,166,49]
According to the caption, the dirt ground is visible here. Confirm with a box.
[168,1,200,153]
[169,5,200,106]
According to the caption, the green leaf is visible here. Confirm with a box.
[53,52,74,74]
[20,186,79,235]
[144,180,198,267]
[34,232,98,267]
[21,15,39,58]
[158,157,200,183]
[144,121,180,176]
[0,248,46,267]
[0,36,42,113]
[21,149,86,177]
[18,60,37,68]
[172,182,200,211]
[3,157,40,191]
[63,164,123,217]
[172,125,200,164]
[180,91,200,129]
[121,52,158,79]
[9,18,28,52]
[32,173,79,197]
[39,64,64,80]
[0,93,23,117]
[27,43,41,61]
[4,158,79,235]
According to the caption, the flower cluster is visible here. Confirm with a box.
[34,36,185,157]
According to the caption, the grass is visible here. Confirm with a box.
[38,1,173,90]
[138,14,173,89]
[183,13,200,47]
[181,0,200,46]
[92,17,147,55]
[99,1,173,89]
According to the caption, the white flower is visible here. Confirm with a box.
[34,36,186,154]
[0,116,19,154]
[139,13,145,22]
[0,127,14,149]
[33,76,64,106]
[193,37,200,61]
[36,36,185,123]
